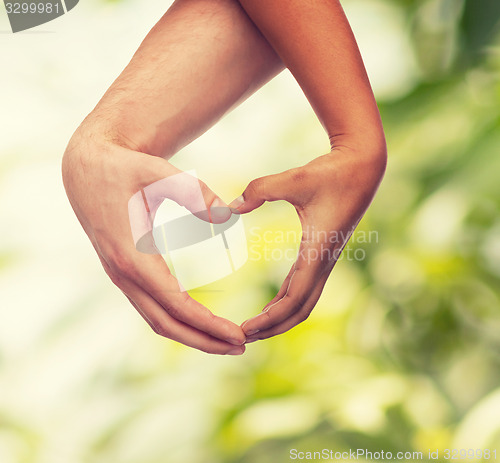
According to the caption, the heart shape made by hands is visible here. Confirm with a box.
[128,171,248,291]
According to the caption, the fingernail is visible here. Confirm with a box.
[227,347,244,356]
[227,337,244,346]
[228,195,244,213]
[210,198,230,223]
[245,329,259,336]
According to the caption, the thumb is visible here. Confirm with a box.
[145,169,231,224]
[228,171,293,214]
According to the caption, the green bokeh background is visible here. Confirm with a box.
[0,0,499,462]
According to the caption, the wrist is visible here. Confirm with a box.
[79,108,146,151]
[331,127,386,163]
[65,106,157,164]
[326,130,387,189]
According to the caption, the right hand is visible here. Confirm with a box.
[62,132,246,355]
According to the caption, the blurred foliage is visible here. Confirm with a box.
[205,0,500,461]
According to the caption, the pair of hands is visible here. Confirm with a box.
[60,0,388,355]
[62,130,385,355]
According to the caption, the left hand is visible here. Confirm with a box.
[229,147,386,342]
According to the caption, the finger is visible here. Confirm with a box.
[98,236,247,347]
[242,266,317,335]
[261,262,297,310]
[108,176,247,347]
[241,225,335,336]
[129,165,231,253]
[228,169,296,214]
[245,272,328,343]
[143,168,232,223]
[122,282,245,355]
[119,250,247,346]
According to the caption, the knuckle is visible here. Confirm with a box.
[206,309,217,326]
[246,178,263,197]
[151,320,170,338]
[168,308,181,321]
[108,251,137,279]
[297,311,311,324]
[284,289,309,309]
[262,309,273,322]
[100,259,128,289]
[165,303,182,320]
[164,293,190,320]
[108,271,125,287]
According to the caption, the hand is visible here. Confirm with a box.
[230,146,386,342]
[62,132,246,355]
[60,0,282,355]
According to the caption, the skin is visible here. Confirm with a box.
[62,0,386,353]
[230,0,387,341]
[62,0,283,355]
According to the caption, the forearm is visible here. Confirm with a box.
[236,0,386,157]
[77,0,283,158]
